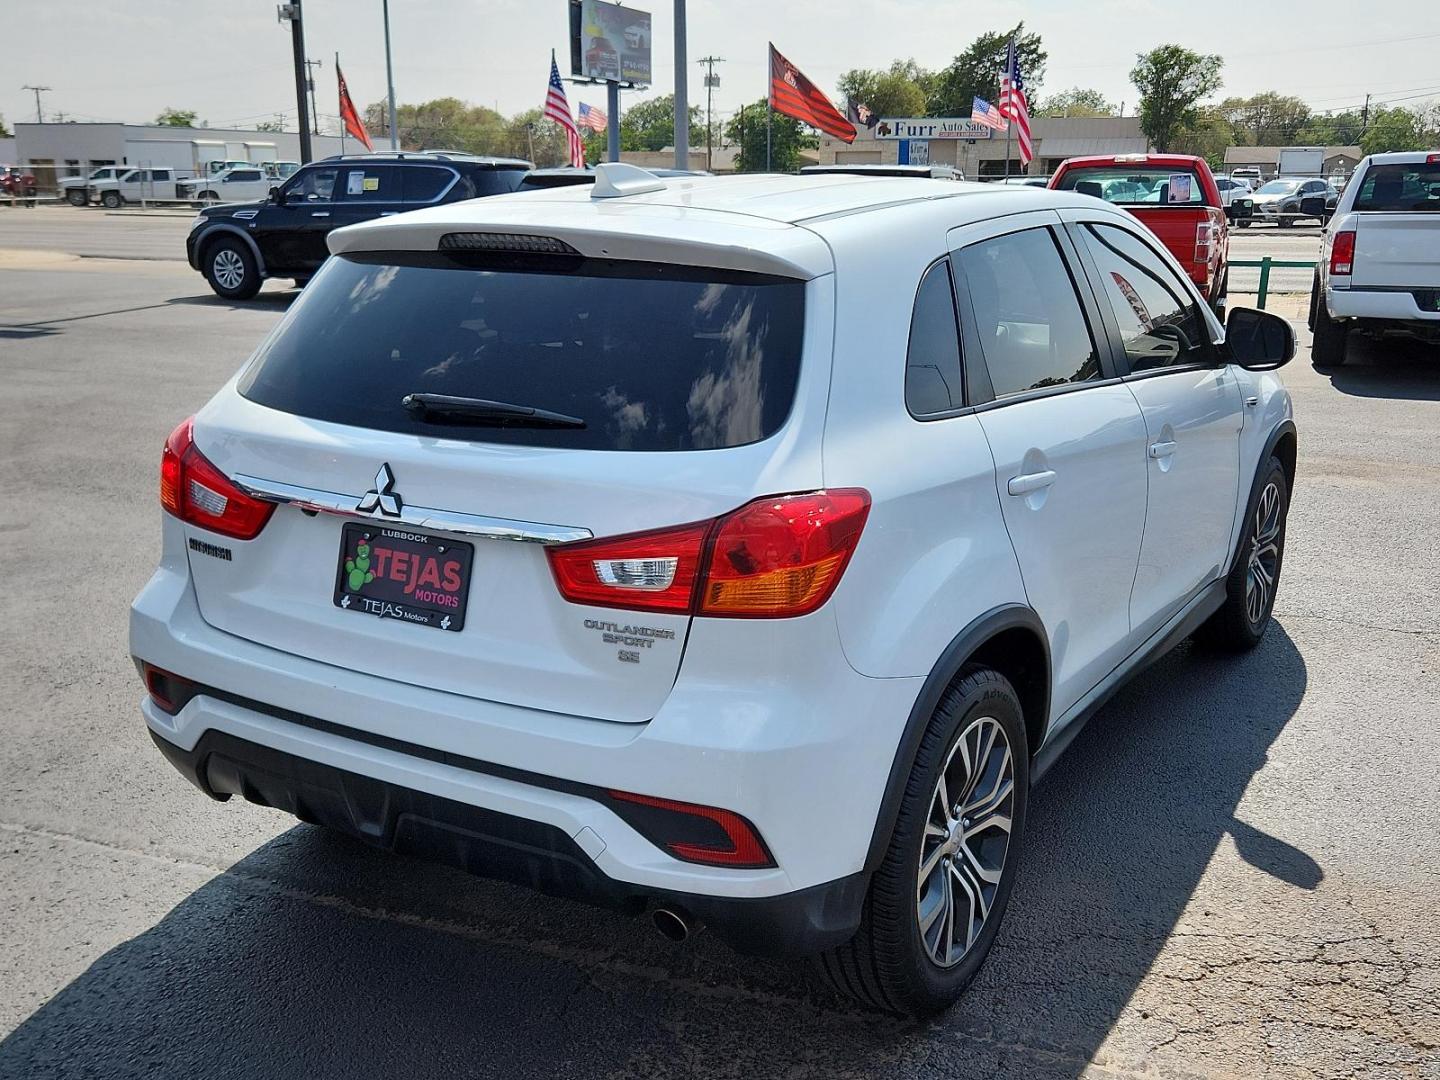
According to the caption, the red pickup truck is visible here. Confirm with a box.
[1050,154,1230,315]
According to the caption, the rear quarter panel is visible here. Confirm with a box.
[809,207,1027,680]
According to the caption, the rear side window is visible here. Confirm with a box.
[401,166,455,203]
[229,169,262,182]
[1077,224,1210,373]
[958,228,1100,399]
[905,260,963,415]
[239,254,806,451]
[1352,163,1440,212]
[452,168,529,199]
[340,165,399,201]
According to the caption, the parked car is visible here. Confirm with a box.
[89,167,192,208]
[1308,150,1440,369]
[1247,177,1338,228]
[1215,175,1255,223]
[186,152,531,299]
[518,165,707,191]
[134,164,1297,1016]
[988,175,1050,187]
[0,164,39,205]
[177,165,279,206]
[1231,166,1263,185]
[264,160,302,181]
[59,165,126,206]
[1051,154,1231,314]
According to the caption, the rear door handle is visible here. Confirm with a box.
[1007,470,1056,496]
[1148,440,1177,459]
[310,211,330,218]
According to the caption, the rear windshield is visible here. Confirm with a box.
[1055,167,1204,205]
[238,253,805,452]
[1352,162,1440,212]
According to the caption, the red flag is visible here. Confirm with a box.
[337,64,374,151]
[768,44,855,144]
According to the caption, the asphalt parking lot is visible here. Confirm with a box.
[1,207,1437,1080]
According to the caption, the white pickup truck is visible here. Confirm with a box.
[1310,151,1440,368]
[60,166,127,207]
[88,167,192,207]
[175,165,278,205]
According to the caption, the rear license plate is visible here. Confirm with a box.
[333,522,473,632]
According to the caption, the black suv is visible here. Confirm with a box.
[186,152,531,300]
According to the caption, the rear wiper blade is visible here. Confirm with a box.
[401,393,586,428]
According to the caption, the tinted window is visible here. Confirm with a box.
[402,166,455,202]
[340,165,400,202]
[905,261,963,415]
[1352,162,1440,212]
[153,169,170,180]
[452,168,529,200]
[228,169,262,182]
[958,228,1100,398]
[285,167,339,201]
[1055,166,1204,205]
[1078,224,1209,373]
[239,254,805,452]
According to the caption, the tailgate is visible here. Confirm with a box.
[179,247,825,725]
[1351,214,1440,289]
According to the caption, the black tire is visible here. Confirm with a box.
[1194,457,1288,652]
[1310,278,1348,370]
[66,188,87,207]
[202,237,262,300]
[816,666,1029,1017]
[101,191,122,209]
[1237,219,1251,229]
[1211,269,1229,320]
[1278,214,1293,228]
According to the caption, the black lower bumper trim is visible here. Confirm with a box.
[150,728,866,957]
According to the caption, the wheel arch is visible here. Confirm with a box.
[863,604,1050,872]
[196,224,267,279]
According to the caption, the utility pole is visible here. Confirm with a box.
[22,85,51,123]
[304,57,323,136]
[673,0,689,169]
[697,56,724,172]
[276,3,313,161]
[1361,93,1372,135]
[382,0,399,149]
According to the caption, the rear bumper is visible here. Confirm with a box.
[151,725,867,956]
[1326,284,1440,330]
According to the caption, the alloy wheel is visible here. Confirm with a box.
[212,249,246,291]
[916,714,1015,968]
[1245,481,1282,625]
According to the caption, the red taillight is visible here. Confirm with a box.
[607,789,773,868]
[161,417,275,540]
[1194,220,1215,265]
[141,662,195,715]
[1330,230,1356,276]
[546,489,870,618]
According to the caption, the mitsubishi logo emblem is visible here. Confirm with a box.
[356,463,403,517]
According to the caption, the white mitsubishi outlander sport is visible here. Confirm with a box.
[130,164,1298,1016]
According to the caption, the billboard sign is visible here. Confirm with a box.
[569,1,652,86]
[875,118,992,140]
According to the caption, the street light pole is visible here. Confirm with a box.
[278,1,314,162]
[383,0,399,150]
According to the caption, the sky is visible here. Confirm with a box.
[4,0,1439,138]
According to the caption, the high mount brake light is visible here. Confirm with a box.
[161,417,275,540]
[546,490,871,618]
[1329,230,1356,276]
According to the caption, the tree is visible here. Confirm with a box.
[0,113,10,137]
[1294,109,1365,147]
[837,59,932,118]
[155,108,199,127]
[1217,91,1310,146]
[1361,107,1425,155]
[255,119,285,133]
[364,97,507,154]
[1171,108,1232,169]
[928,24,1046,117]
[1130,45,1223,152]
[619,94,704,153]
[724,99,816,173]
[1037,87,1116,118]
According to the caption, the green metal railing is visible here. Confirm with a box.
[1229,258,1317,309]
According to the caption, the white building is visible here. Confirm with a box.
[13,122,354,191]
[819,116,1149,178]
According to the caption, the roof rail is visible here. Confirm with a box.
[591,162,666,199]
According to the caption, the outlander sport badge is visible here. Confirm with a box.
[356,464,403,517]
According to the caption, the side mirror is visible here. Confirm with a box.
[269,187,285,206]
[1226,307,1295,370]
[1299,195,1326,217]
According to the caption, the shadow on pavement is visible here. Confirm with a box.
[1325,336,1440,400]
[0,628,1309,1079]
[166,290,299,312]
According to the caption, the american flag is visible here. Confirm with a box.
[577,102,608,133]
[971,95,1007,132]
[544,52,585,167]
[998,38,1033,168]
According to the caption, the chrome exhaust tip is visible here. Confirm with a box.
[652,907,692,943]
